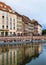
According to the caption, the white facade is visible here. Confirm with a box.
[37,25,42,35]
[0,10,17,36]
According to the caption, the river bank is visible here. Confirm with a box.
[0,36,46,43]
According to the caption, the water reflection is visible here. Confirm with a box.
[0,43,42,65]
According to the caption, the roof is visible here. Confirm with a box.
[38,24,42,27]
[0,2,12,12]
[31,19,42,27]
[31,19,38,24]
[0,2,23,16]
[15,12,22,17]
[22,15,32,23]
[0,2,42,27]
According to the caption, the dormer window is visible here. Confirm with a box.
[12,10,15,13]
[0,4,3,7]
[2,8,6,10]
[4,5,6,8]
[9,9,12,12]
[0,2,12,13]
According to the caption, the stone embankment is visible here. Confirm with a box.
[0,36,46,42]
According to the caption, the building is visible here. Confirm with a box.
[31,19,42,36]
[0,2,24,36]
[22,15,34,36]
[0,2,34,36]
[0,2,17,36]
[0,2,42,36]
[15,12,24,36]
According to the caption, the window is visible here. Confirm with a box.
[13,32,15,36]
[13,19,15,26]
[10,26,12,30]
[0,4,3,7]
[2,11,4,16]
[2,17,4,24]
[10,32,12,34]
[10,18,12,22]
[17,16,22,21]
[13,19,15,22]
[6,13,8,17]
[6,13,8,25]
[6,17,8,20]
[13,19,15,30]
[13,27,15,30]
[2,25,4,29]
[2,16,4,18]
[6,26,8,29]
[25,22,28,25]
[13,23,15,26]
[10,32,12,36]
[6,17,8,25]
[10,18,12,30]
[4,6,6,8]
[2,12,4,24]
[10,22,12,30]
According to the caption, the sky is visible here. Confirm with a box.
[0,0,46,25]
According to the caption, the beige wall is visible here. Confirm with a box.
[16,16,24,35]
[38,25,42,35]
[33,25,42,35]
[24,22,34,36]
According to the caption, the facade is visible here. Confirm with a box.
[0,2,17,36]
[31,19,42,36]
[0,2,42,36]
[0,2,24,36]
[15,13,24,36]
[22,15,34,36]
[37,24,42,35]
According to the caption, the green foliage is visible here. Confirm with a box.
[42,29,46,35]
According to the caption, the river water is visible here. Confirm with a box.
[0,43,46,65]
[26,44,46,65]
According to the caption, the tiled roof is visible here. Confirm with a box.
[0,2,12,12]
[31,19,38,24]
[0,2,23,15]
[15,12,22,17]
[32,19,42,27]
[22,15,32,23]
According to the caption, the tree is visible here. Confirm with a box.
[42,29,46,35]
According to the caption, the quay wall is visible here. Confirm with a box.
[0,36,46,42]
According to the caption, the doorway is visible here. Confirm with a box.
[5,32,8,36]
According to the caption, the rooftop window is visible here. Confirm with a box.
[0,4,3,7]
[4,5,6,8]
